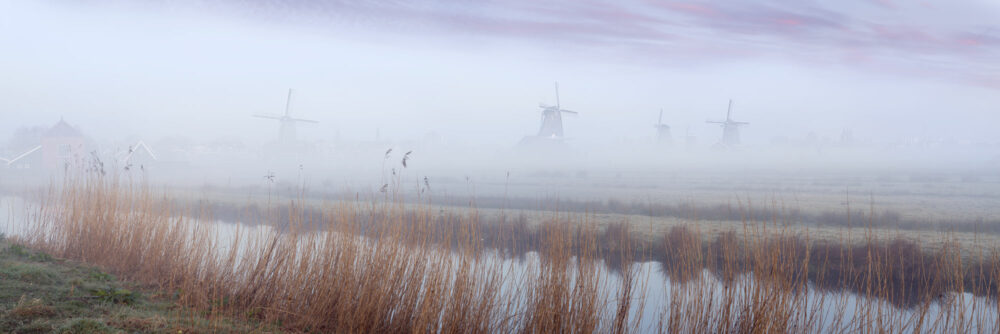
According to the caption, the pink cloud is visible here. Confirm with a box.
[869,0,897,9]
[185,0,1000,89]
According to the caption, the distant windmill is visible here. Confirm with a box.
[654,109,672,145]
[536,83,578,139]
[253,89,318,144]
[707,99,748,147]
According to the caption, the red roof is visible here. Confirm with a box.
[44,119,83,138]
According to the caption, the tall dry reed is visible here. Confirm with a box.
[16,170,1000,333]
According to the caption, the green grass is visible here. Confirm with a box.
[0,239,278,334]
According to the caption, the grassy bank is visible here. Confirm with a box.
[0,235,274,333]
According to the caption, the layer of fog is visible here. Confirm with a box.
[2,1,999,196]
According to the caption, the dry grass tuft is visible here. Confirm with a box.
[8,296,57,320]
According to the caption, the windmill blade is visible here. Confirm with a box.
[3,145,41,165]
[554,82,560,109]
[559,109,578,114]
[727,99,734,121]
[285,89,295,117]
[289,118,319,123]
[253,114,283,120]
[658,109,663,125]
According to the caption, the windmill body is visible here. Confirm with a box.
[535,83,577,139]
[278,120,299,144]
[253,89,318,145]
[538,105,573,138]
[518,83,578,152]
[707,100,748,148]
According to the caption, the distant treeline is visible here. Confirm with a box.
[417,195,1000,234]
[181,190,1000,234]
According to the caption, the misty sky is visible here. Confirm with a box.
[1,0,999,148]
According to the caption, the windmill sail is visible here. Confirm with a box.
[655,109,671,145]
[707,99,749,147]
[284,89,294,117]
[253,88,319,144]
[536,82,576,138]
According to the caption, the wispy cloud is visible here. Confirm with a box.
[109,0,1000,88]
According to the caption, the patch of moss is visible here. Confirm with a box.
[0,240,279,333]
[13,319,54,334]
[0,262,62,285]
[89,287,139,305]
[57,318,112,334]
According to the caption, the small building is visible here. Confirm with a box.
[40,118,86,170]
[2,119,87,172]
[118,140,158,168]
